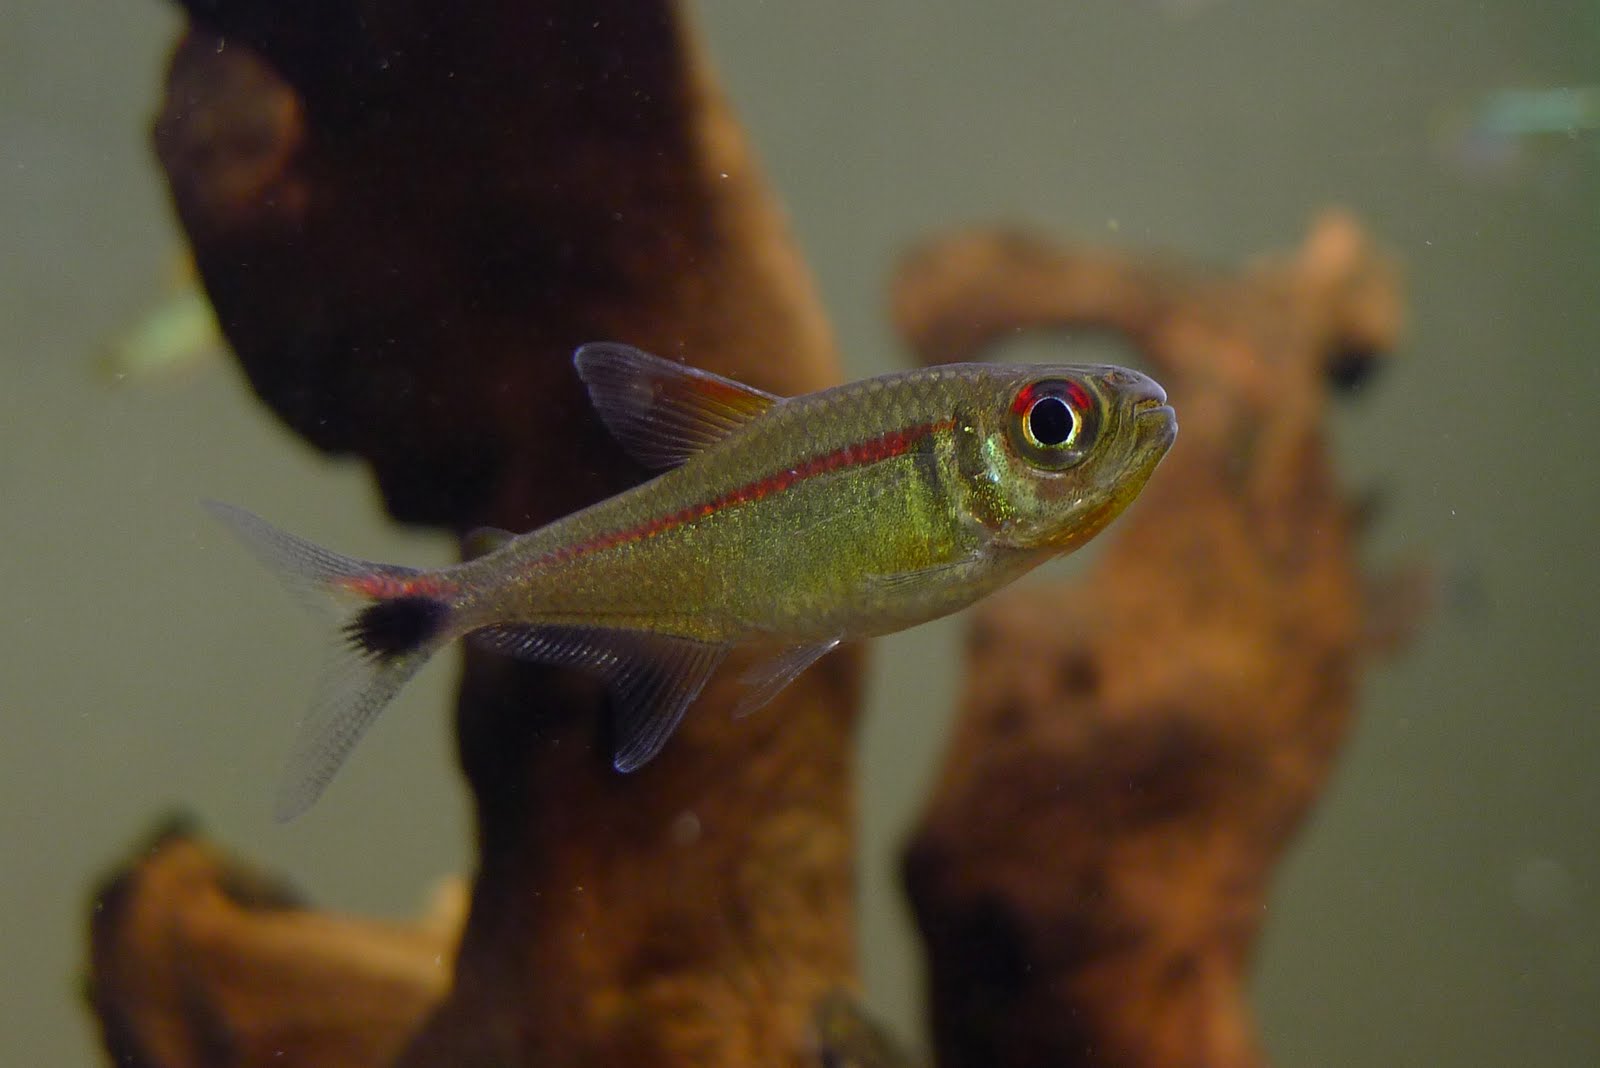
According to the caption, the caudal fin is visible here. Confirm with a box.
[203,500,455,820]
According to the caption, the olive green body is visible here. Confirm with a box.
[451,362,1175,646]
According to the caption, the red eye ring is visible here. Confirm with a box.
[1009,378,1099,468]
[1012,381,1089,448]
[1010,380,1091,416]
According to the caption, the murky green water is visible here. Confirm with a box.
[3,2,1595,1063]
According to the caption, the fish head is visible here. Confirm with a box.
[956,364,1177,552]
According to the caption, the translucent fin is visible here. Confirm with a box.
[204,500,456,819]
[574,342,782,469]
[203,499,397,613]
[463,525,516,560]
[474,623,624,669]
[274,643,428,820]
[864,549,990,599]
[608,638,727,771]
[473,623,727,771]
[732,638,841,719]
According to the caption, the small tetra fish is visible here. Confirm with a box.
[100,254,224,385]
[209,343,1176,818]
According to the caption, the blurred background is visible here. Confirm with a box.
[2,1,1595,1063]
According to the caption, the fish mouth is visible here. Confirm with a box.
[1136,400,1176,420]
[1133,396,1175,422]
[1107,369,1174,439]
[1132,395,1178,452]
[1123,372,1168,414]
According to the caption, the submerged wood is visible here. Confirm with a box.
[88,820,462,1067]
[895,214,1409,1068]
[84,3,1414,1066]
[90,2,856,1066]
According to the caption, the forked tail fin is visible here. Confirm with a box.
[203,500,457,820]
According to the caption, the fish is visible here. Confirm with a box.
[1435,85,1600,183]
[208,343,1177,819]
[100,254,224,385]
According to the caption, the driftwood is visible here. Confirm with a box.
[96,3,856,1066]
[85,3,1411,1067]
[896,216,1410,1068]
[89,820,464,1068]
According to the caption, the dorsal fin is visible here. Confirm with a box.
[463,526,515,560]
[574,342,783,469]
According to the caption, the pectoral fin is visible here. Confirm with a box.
[473,623,727,771]
[864,548,991,599]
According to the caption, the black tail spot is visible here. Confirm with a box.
[345,596,448,661]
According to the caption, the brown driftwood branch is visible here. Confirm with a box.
[89,820,463,1067]
[896,214,1412,1068]
[86,3,1416,1066]
[92,3,859,1066]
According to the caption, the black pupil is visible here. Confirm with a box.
[1028,395,1075,446]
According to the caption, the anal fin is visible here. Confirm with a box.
[473,623,726,771]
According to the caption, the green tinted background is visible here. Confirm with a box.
[2,2,1595,1063]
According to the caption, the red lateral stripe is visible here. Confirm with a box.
[337,574,458,599]
[551,418,953,563]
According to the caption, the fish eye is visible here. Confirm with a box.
[1008,378,1099,470]
[1025,395,1077,448]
